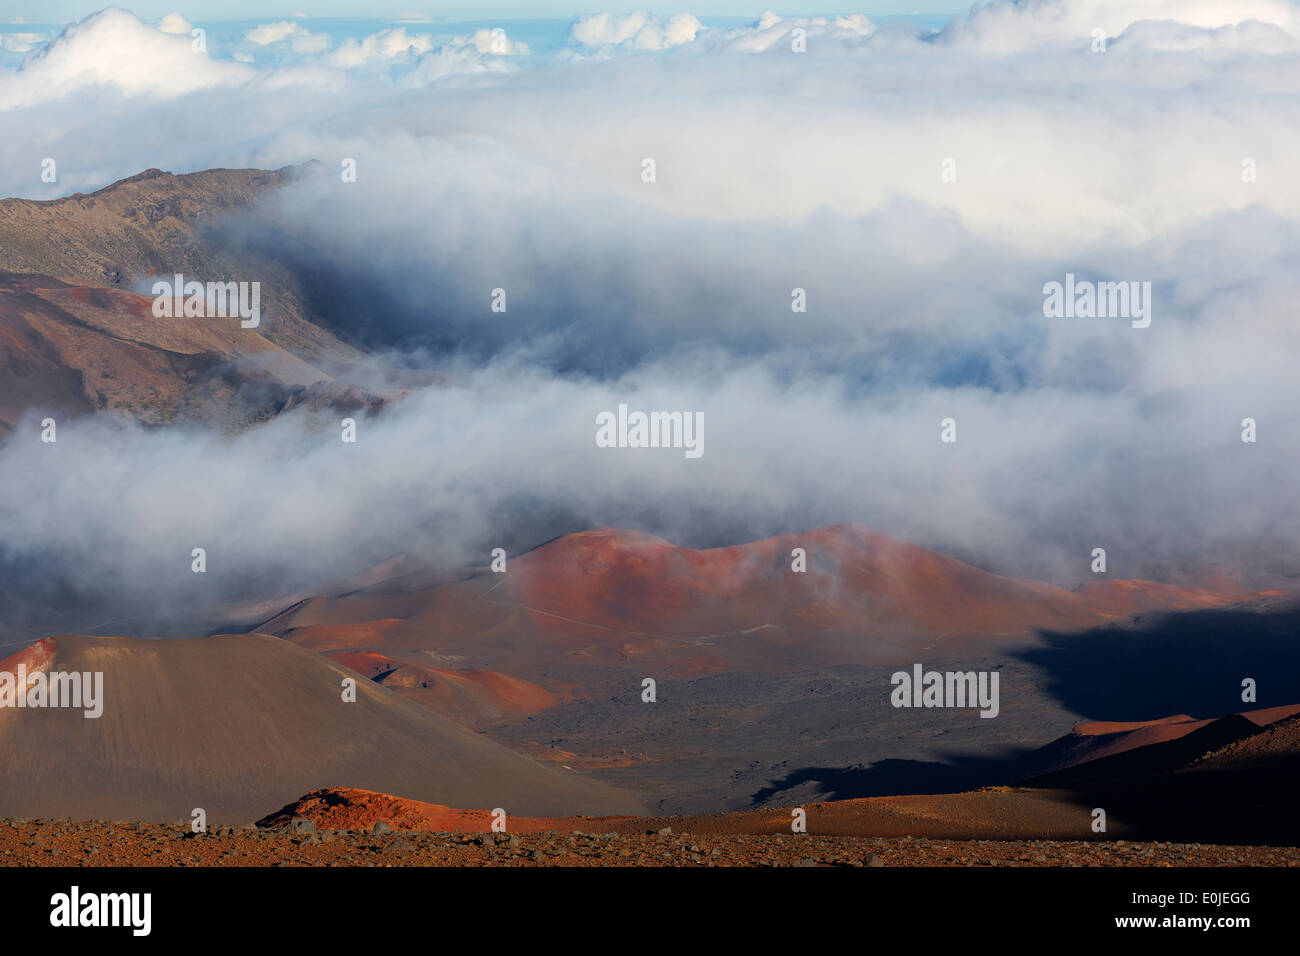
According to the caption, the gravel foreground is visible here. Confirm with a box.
[2,819,1297,867]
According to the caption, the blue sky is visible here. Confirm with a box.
[0,7,963,66]
[2,2,971,23]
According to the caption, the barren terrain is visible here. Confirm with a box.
[2,816,1295,868]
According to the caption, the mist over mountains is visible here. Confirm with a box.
[1,3,1298,638]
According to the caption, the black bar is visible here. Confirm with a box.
[5,865,1290,943]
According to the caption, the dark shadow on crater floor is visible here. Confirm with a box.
[751,752,1030,805]
[1015,602,1300,722]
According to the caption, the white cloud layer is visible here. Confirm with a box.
[156,12,191,36]
[941,0,1299,52]
[570,12,704,50]
[246,21,302,46]
[0,8,252,108]
[1,2,1298,621]
[0,32,43,53]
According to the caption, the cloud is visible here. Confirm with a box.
[570,12,652,46]
[0,8,252,108]
[941,0,1299,53]
[0,32,43,54]
[326,27,435,67]
[2,331,1294,623]
[570,12,703,50]
[245,21,303,46]
[156,12,192,35]
[243,19,332,56]
[565,10,876,54]
[0,0,1298,630]
[465,27,527,56]
[323,25,526,75]
[0,10,528,111]
[715,10,876,53]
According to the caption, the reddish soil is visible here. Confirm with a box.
[1196,712,1300,765]
[4,693,1298,868]
[281,620,406,651]
[1033,704,1300,776]
[256,788,577,832]
[323,650,561,725]
[254,785,1134,841]
[261,525,1260,678]
[221,776,1300,844]
[0,636,55,676]
[1074,578,1250,615]
[1,816,1295,868]
[1075,715,1201,736]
